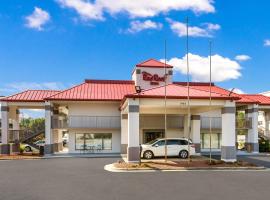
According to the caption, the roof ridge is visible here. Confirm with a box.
[84,79,134,84]
[0,89,31,101]
[136,58,173,67]
[45,82,86,100]
[173,81,215,86]
[27,89,62,92]
[173,84,232,97]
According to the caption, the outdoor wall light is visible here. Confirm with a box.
[135,86,142,93]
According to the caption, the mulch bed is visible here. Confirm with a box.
[113,159,258,170]
[0,154,42,160]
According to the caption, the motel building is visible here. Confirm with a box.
[1,59,270,162]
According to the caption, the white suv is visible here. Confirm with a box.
[141,138,196,159]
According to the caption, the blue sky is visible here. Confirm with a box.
[0,0,270,100]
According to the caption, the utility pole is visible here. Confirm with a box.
[186,17,191,163]
[209,41,213,164]
[164,40,168,162]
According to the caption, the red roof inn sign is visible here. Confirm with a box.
[142,71,165,85]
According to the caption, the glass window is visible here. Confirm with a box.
[75,133,112,150]
[155,140,165,146]
[167,140,180,145]
[179,140,189,145]
[75,133,85,150]
[201,133,221,149]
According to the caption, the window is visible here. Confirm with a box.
[75,133,112,150]
[179,140,189,145]
[154,140,165,146]
[201,133,221,149]
[167,140,180,145]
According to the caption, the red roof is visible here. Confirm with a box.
[124,84,240,101]
[136,59,173,68]
[174,82,259,104]
[239,94,270,105]
[1,90,61,102]
[46,80,136,101]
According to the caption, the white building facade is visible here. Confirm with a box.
[1,59,268,162]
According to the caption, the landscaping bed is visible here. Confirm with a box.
[112,158,260,171]
[0,153,42,160]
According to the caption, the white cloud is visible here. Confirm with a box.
[204,23,220,30]
[162,53,242,82]
[57,0,104,21]
[235,55,251,62]
[229,88,245,94]
[166,18,220,37]
[25,7,50,30]
[125,20,162,33]
[264,39,270,46]
[56,0,215,21]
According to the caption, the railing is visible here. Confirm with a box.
[52,116,68,129]
[66,116,121,129]
[236,117,252,129]
[201,117,222,129]
[9,129,45,143]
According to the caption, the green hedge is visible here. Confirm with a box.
[259,138,270,152]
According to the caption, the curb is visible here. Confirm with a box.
[104,164,267,173]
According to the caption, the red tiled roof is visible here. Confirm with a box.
[124,84,240,100]
[1,90,61,102]
[136,59,173,68]
[46,80,136,101]
[174,82,259,104]
[239,94,270,105]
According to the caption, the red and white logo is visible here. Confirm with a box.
[142,71,165,85]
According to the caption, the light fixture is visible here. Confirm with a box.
[135,86,141,93]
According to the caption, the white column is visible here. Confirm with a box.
[264,111,270,138]
[127,98,140,162]
[191,115,201,154]
[1,102,10,154]
[246,104,259,153]
[120,113,128,154]
[9,107,20,141]
[45,101,53,154]
[221,101,236,162]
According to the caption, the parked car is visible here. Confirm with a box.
[34,140,45,147]
[141,138,196,159]
[20,143,39,153]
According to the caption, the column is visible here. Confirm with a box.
[246,104,259,153]
[191,115,201,154]
[120,113,128,154]
[127,98,140,163]
[264,111,270,138]
[221,101,236,162]
[9,107,20,141]
[45,101,54,154]
[1,102,10,154]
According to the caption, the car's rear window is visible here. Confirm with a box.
[179,140,189,145]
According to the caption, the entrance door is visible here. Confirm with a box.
[143,130,164,143]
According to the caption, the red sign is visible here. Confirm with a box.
[142,71,165,85]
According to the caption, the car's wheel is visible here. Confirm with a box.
[24,146,32,152]
[143,150,154,159]
[179,150,189,159]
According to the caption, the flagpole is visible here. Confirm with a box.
[186,17,191,163]
[209,41,213,164]
[164,40,168,162]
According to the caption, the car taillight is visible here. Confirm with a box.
[190,144,195,148]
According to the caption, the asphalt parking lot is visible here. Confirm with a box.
[0,155,270,200]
